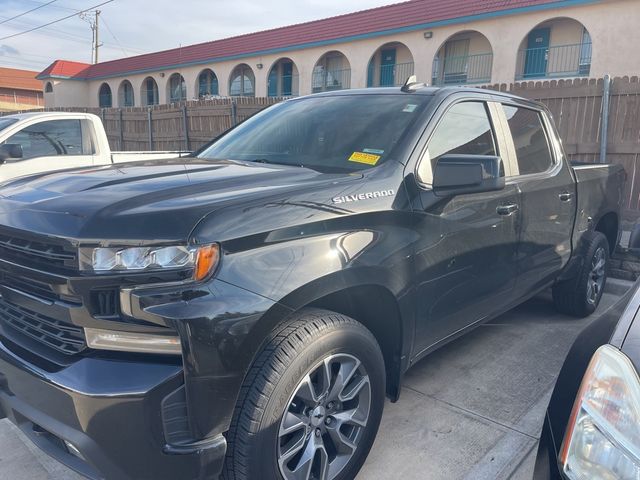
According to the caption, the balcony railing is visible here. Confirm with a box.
[268,74,300,97]
[515,43,591,80]
[367,62,415,87]
[312,68,351,93]
[432,53,493,86]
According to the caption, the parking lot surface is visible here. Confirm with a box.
[0,287,627,480]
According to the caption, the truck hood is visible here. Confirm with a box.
[0,159,358,242]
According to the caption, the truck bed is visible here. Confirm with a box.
[571,162,626,250]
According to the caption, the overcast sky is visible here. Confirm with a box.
[0,0,395,72]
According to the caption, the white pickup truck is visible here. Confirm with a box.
[0,112,187,183]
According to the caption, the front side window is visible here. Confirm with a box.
[418,101,497,184]
[199,94,431,173]
[4,120,84,160]
[503,105,554,176]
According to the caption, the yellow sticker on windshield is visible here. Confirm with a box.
[349,152,381,165]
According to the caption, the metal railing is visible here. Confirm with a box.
[268,74,300,97]
[367,62,415,87]
[515,43,591,80]
[432,53,493,86]
[312,68,351,93]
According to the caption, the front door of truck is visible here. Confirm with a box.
[497,103,576,297]
[411,100,521,355]
[0,119,94,183]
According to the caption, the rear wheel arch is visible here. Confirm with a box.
[594,211,619,255]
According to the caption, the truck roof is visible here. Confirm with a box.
[309,85,534,102]
[1,111,97,121]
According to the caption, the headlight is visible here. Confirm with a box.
[80,244,219,280]
[560,344,640,479]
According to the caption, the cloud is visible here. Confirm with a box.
[0,0,394,71]
[0,45,19,56]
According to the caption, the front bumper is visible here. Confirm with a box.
[0,339,226,480]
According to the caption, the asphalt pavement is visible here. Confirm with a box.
[0,284,629,480]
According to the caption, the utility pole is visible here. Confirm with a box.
[80,10,102,64]
[94,10,101,63]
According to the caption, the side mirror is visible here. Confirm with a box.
[0,143,23,163]
[433,154,505,197]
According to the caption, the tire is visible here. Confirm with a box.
[222,309,386,480]
[553,231,609,317]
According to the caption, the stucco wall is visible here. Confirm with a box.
[44,0,640,108]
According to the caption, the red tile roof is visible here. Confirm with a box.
[38,60,91,79]
[0,67,43,91]
[39,0,584,80]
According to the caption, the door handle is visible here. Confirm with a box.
[559,192,573,202]
[496,204,519,216]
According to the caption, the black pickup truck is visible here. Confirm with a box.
[0,85,626,480]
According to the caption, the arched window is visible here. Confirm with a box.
[44,82,53,93]
[267,59,299,97]
[312,51,351,93]
[142,77,159,106]
[367,42,415,88]
[516,18,592,80]
[198,69,219,98]
[229,64,255,97]
[98,83,112,108]
[119,80,134,107]
[432,31,493,85]
[168,73,187,103]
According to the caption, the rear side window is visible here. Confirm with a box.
[4,119,84,160]
[503,105,554,175]
[418,101,497,184]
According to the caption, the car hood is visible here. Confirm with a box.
[0,159,358,242]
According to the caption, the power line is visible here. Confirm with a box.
[0,0,114,41]
[0,0,58,25]
[100,15,128,57]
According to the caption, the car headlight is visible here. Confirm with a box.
[80,244,219,280]
[560,344,640,479]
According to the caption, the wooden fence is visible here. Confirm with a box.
[11,76,640,217]
[36,97,281,152]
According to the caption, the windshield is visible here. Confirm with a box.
[198,94,431,172]
[0,118,18,133]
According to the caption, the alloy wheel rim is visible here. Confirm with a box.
[587,246,607,305]
[277,353,371,480]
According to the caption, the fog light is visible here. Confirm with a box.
[85,327,181,355]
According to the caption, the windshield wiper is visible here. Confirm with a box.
[249,158,305,168]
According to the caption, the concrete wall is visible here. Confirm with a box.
[43,0,640,108]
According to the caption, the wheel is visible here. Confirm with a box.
[222,309,386,480]
[553,231,609,317]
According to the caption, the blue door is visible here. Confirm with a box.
[524,28,550,78]
[379,48,396,87]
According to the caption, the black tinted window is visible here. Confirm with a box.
[503,105,553,175]
[419,102,496,183]
[4,119,84,160]
[199,95,430,172]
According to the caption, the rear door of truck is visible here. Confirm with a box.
[494,101,577,296]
